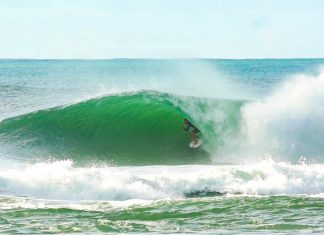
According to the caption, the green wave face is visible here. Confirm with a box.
[0,91,243,165]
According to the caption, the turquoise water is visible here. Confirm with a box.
[0,59,324,234]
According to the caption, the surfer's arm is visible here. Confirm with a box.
[182,124,189,131]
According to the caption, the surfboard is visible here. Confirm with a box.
[189,139,202,149]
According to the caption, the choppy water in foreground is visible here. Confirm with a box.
[0,59,324,234]
[1,195,323,234]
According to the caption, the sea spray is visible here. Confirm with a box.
[241,69,324,161]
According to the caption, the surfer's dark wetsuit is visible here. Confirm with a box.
[183,118,200,144]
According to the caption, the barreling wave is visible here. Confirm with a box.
[2,70,323,165]
[0,90,243,165]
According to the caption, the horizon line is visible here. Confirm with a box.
[0,57,324,60]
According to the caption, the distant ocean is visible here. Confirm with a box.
[0,59,323,234]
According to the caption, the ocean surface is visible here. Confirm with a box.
[0,59,323,234]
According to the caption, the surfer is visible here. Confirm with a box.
[182,118,200,145]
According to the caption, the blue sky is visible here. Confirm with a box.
[0,0,323,59]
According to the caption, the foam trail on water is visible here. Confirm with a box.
[0,160,323,201]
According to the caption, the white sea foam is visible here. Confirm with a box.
[238,69,324,161]
[0,160,323,201]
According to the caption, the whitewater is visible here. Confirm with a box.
[0,59,323,234]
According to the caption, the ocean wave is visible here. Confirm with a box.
[1,70,324,165]
[0,160,323,201]
[0,90,242,165]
